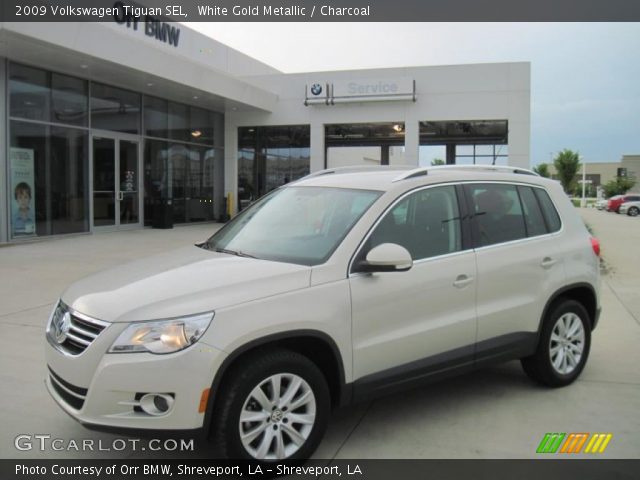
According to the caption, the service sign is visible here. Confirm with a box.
[305,78,415,105]
[332,77,414,99]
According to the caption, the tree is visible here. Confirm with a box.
[431,158,445,166]
[573,182,596,198]
[533,163,550,178]
[602,176,637,198]
[553,149,581,193]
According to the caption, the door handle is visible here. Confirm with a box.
[541,257,557,269]
[453,274,474,288]
[117,191,123,201]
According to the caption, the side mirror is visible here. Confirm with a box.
[358,243,413,273]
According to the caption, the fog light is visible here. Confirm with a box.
[139,393,174,416]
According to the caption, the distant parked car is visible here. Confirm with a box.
[595,199,607,210]
[619,201,640,217]
[608,194,640,213]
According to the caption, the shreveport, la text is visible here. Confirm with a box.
[197,4,371,17]
[15,463,363,476]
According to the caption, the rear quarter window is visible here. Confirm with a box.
[534,188,562,233]
[518,186,548,237]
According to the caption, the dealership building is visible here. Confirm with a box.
[0,21,530,244]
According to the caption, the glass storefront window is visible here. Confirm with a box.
[144,96,169,139]
[238,125,310,209]
[51,73,88,127]
[91,83,140,134]
[8,63,224,238]
[9,63,50,122]
[10,120,88,238]
[168,102,189,142]
[189,107,214,145]
[143,140,169,226]
[50,127,89,233]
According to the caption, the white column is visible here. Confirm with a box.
[223,118,238,215]
[310,123,325,172]
[402,120,419,167]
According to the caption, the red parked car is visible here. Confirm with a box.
[607,194,640,213]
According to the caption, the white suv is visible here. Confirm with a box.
[45,165,601,461]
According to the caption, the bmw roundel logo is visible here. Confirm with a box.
[310,83,323,96]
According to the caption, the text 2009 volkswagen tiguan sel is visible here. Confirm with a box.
[46,165,601,461]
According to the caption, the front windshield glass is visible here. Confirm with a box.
[206,186,382,266]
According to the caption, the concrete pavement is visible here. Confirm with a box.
[0,215,639,459]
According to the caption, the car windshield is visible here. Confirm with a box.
[205,186,382,266]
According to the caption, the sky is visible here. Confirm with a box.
[187,23,640,166]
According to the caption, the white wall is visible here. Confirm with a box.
[225,62,531,210]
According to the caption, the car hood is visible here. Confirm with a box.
[62,246,311,323]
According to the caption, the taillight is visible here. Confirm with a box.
[590,237,600,257]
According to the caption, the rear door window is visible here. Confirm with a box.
[466,183,527,247]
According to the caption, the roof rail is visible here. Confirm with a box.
[295,165,411,183]
[393,164,539,182]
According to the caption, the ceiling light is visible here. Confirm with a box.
[191,130,202,138]
[393,124,403,132]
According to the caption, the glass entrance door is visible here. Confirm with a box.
[92,135,141,229]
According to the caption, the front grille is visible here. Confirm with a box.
[48,302,109,355]
[48,367,88,410]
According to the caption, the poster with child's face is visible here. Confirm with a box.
[10,147,36,237]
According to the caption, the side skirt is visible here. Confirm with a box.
[351,332,537,403]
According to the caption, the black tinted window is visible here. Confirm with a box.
[468,183,526,246]
[534,189,561,233]
[368,185,462,260]
[518,186,548,237]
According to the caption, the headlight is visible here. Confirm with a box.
[109,312,213,354]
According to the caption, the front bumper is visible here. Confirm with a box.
[45,338,227,431]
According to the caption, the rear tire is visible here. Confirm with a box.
[628,207,639,217]
[521,299,591,387]
[211,348,330,461]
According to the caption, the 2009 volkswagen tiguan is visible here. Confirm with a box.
[46,165,601,461]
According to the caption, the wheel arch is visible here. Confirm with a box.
[202,330,350,436]
[539,283,599,334]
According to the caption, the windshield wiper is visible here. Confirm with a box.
[214,247,256,259]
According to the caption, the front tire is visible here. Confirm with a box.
[521,299,591,387]
[212,349,330,461]
[628,206,639,217]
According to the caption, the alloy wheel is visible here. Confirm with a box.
[549,313,585,375]
[239,373,316,460]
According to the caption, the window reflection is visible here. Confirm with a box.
[51,73,88,126]
[144,96,169,139]
[238,126,310,210]
[91,83,140,134]
[9,63,50,122]
[10,121,88,237]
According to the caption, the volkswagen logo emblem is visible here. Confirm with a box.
[54,312,72,344]
[310,83,322,96]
